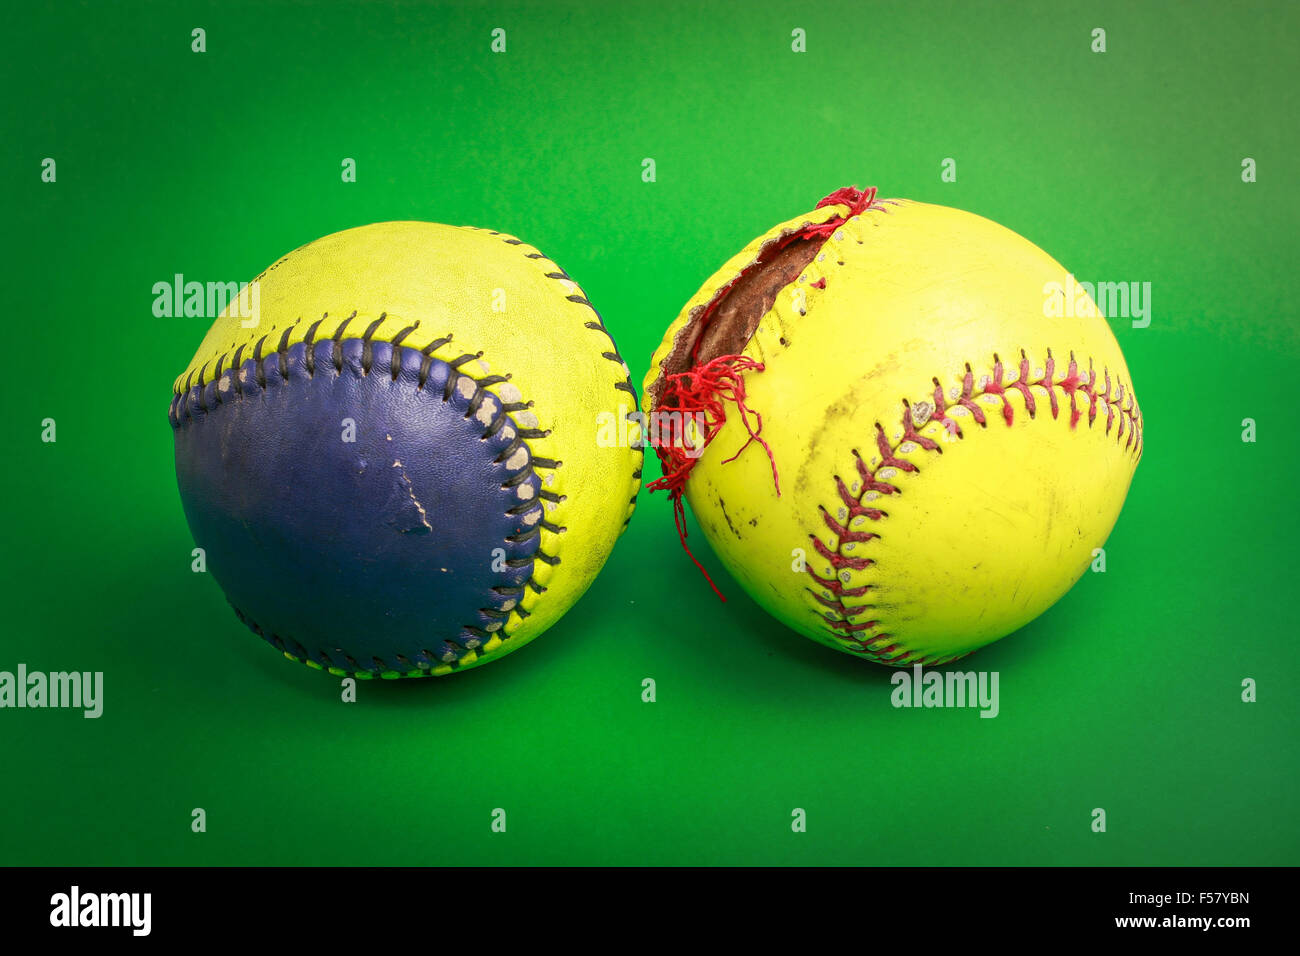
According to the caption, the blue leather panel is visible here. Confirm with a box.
[171,335,543,673]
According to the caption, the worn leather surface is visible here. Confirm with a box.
[173,338,542,671]
[169,221,643,676]
[644,196,1142,666]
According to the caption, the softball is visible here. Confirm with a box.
[170,222,642,678]
[644,187,1142,666]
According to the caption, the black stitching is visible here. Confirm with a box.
[179,331,567,678]
[390,323,419,347]
[501,468,536,489]
[494,435,526,464]
[303,317,325,375]
[360,314,386,374]
[276,327,293,380]
[230,345,246,394]
[448,351,483,369]
[482,411,509,439]
[253,335,269,389]
[487,232,643,528]
[330,313,356,372]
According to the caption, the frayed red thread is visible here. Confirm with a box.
[810,185,877,231]
[646,354,780,600]
[648,186,875,598]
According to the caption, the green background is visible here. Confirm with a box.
[2,0,1296,866]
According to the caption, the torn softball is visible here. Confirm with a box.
[644,187,1142,666]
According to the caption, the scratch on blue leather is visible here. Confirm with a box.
[171,337,542,671]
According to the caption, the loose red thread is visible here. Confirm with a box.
[809,185,876,232]
[647,185,878,598]
[645,354,778,599]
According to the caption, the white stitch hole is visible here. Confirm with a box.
[878,467,897,480]
[899,441,917,454]
[498,383,523,404]
[456,376,476,399]
[516,484,536,500]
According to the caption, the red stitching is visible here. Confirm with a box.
[808,349,1142,664]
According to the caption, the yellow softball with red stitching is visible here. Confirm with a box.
[643,187,1142,666]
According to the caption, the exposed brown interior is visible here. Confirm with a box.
[650,233,825,409]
